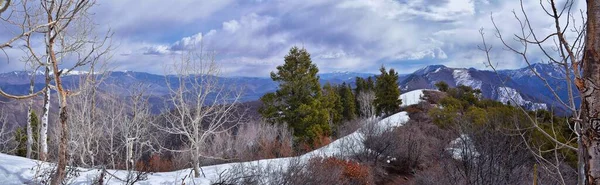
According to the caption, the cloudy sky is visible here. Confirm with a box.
[0,0,586,77]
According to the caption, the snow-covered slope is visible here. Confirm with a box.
[400,65,553,112]
[495,87,547,111]
[0,91,426,184]
[400,89,426,107]
[452,69,482,90]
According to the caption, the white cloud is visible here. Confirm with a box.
[0,0,587,76]
[143,45,171,55]
[223,20,240,33]
[170,33,204,51]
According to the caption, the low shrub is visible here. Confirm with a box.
[135,153,173,172]
[306,157,374,185]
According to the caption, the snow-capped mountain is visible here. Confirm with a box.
[400,64,573,114]
[498,63,578,110]
[0,70,374,102]
[0,63,574,114]
[499,63,566,79]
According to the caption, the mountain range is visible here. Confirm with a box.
[0,63,576,119]
[399,63,576,114]
[0,71,373,102]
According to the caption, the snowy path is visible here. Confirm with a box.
[0,90,428,185]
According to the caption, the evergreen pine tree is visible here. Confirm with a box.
[366,76,375,90]
[355,77,366,95]
[30,111,39,158]
[355,76,375,95]
[323,82,343,126]
[435,81,449,92]
[14,111,39,157]
[259,47,330,143]
[339,83,356,121]
[374,66,401,116]
[14,127,26,157]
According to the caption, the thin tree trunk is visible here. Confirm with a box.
[39,65,50,161]
[49,36,68,185]
[192,156,200,178]
[26,78,34,159]
[579,1,600,184]
[51,101,68,185]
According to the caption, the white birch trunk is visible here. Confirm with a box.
[39,84,49,161]
[26,80,34,159]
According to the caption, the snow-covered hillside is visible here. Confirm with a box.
[400,89,425,107]
[452,69,482,90]
[0,90,427,185]
[495,87,547,111]
[401,65,553,112]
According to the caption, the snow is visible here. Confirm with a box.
[446,134,479,161]
[452,69,482,90]
[0,90,427,184]
[378,112,410,129]
[63,69,89,76]
[415,65,446,75]
[496,87,547,111]
[400,89,425,107]
[496,87,526,105]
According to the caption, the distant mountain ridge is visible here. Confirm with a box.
[399,63,576,114]
[0,70,374,102]
[0,64,575,114]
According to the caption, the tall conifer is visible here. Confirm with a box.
[374,66,401,116]
[259,47,330,143]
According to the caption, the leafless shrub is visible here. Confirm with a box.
[0,109,16,153]
[357,91,376,119]
[200,120,294,165]
[434,117,577,185]
[363,122,440,175]
[168,150,194,170]
[422,90,446,105]
[413,165,452,185]
[404,102,433,123]
[212,158,306,185]
[335,118,366,139]
[345,113,449,184]
[305,157,374,185]
[214,156,374,185]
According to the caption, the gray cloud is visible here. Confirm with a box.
[0,0,588,76]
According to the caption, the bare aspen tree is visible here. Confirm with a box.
[119,84,154,171]
[0,109,16,153]
[42,1,110,183]
[26,76,35,159]
[0,0,111,184]
[0,0,48,100]
[357,91,376,119]
[40,67,50,161]
[68,73,102,167]
[99,88,126,169]
[479,0,600,184]
[579,1,600,183]
[155,50,243,178]
[88,83,153,171]
[1,0,48,161]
